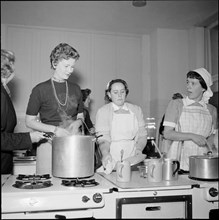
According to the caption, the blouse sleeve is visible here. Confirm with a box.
[26,85,42,116]
[163,99,183,128]
[1,89,32,151]
[1,132,32,151]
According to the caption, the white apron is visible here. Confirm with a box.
[110,110,139,162]
[96,109,139,173]
[167,101,213,170]
[36,141,52,175]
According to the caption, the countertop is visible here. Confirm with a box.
[98,171,198,192]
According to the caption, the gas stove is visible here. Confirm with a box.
[2,173,114,216]
[2,172,218,219]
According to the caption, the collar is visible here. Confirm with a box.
[112,102,129,111]
[184,96,207,108]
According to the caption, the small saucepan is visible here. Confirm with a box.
[189,149,218,180]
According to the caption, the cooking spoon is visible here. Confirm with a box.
[151,140,163,159]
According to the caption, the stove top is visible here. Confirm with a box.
[12,174,53,189]
[2,173,115,213]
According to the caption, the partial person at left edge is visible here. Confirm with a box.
[1,49,45,174]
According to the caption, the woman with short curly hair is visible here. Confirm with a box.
[25,43,84,175]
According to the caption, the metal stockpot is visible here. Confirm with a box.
[189,153,219,180]
[52,135,95,178]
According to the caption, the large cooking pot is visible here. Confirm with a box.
[189,152,218,180]
[52,135,95,178]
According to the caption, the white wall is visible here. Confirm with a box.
[1,24,143,131]
[2,24,205,132]
[145,27,205,125]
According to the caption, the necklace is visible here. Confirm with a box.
[51,78,69,106]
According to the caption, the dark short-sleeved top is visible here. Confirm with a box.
[1,83,32,174]
[26,79,83,126]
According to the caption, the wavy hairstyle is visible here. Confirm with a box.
[50,43,80,69]
[1,49,15,78]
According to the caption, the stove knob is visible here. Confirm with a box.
[209,187,218,197]
[82,195,90,203]
[93,193,102,203]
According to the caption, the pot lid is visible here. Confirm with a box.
[190,154,218,159]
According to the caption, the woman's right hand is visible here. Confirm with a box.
[102,153,112,168]
[190,133,207,146]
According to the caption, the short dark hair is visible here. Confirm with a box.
[81,88,91,102]
[105,79,129,102]
[187,71,207,90]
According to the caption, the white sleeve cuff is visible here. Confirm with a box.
[77,113,84,120]
[163,121,176,128]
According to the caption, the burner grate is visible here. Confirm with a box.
[16,174,51,181]
[12,174,52,189]
[13,180,52,189]
[62,178,99,187]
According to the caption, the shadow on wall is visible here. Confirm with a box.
[209,92,218,109]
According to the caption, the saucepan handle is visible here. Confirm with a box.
[173,161,180,176]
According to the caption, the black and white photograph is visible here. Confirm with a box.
[1,1,218,219]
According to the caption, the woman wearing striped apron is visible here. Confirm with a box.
[163,68,217,171]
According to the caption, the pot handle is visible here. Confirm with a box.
[92,134,103,142]
[172,161,180,176]
[43,132,55,140]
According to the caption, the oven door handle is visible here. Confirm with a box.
[145,206,161,211]
[55,214,66,219]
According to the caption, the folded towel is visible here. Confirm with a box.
[104,159,116,174]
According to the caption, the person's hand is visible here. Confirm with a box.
[190,134,207,147]
[102,153,112,168]
[89,127,95,135]
[55,127,70,137]
[2,73,15,85]
[68,119,83,135]
[29,131,46,143]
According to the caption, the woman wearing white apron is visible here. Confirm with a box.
[25,43,84,175]
[95,79,147,174]
[163,68,217,171]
